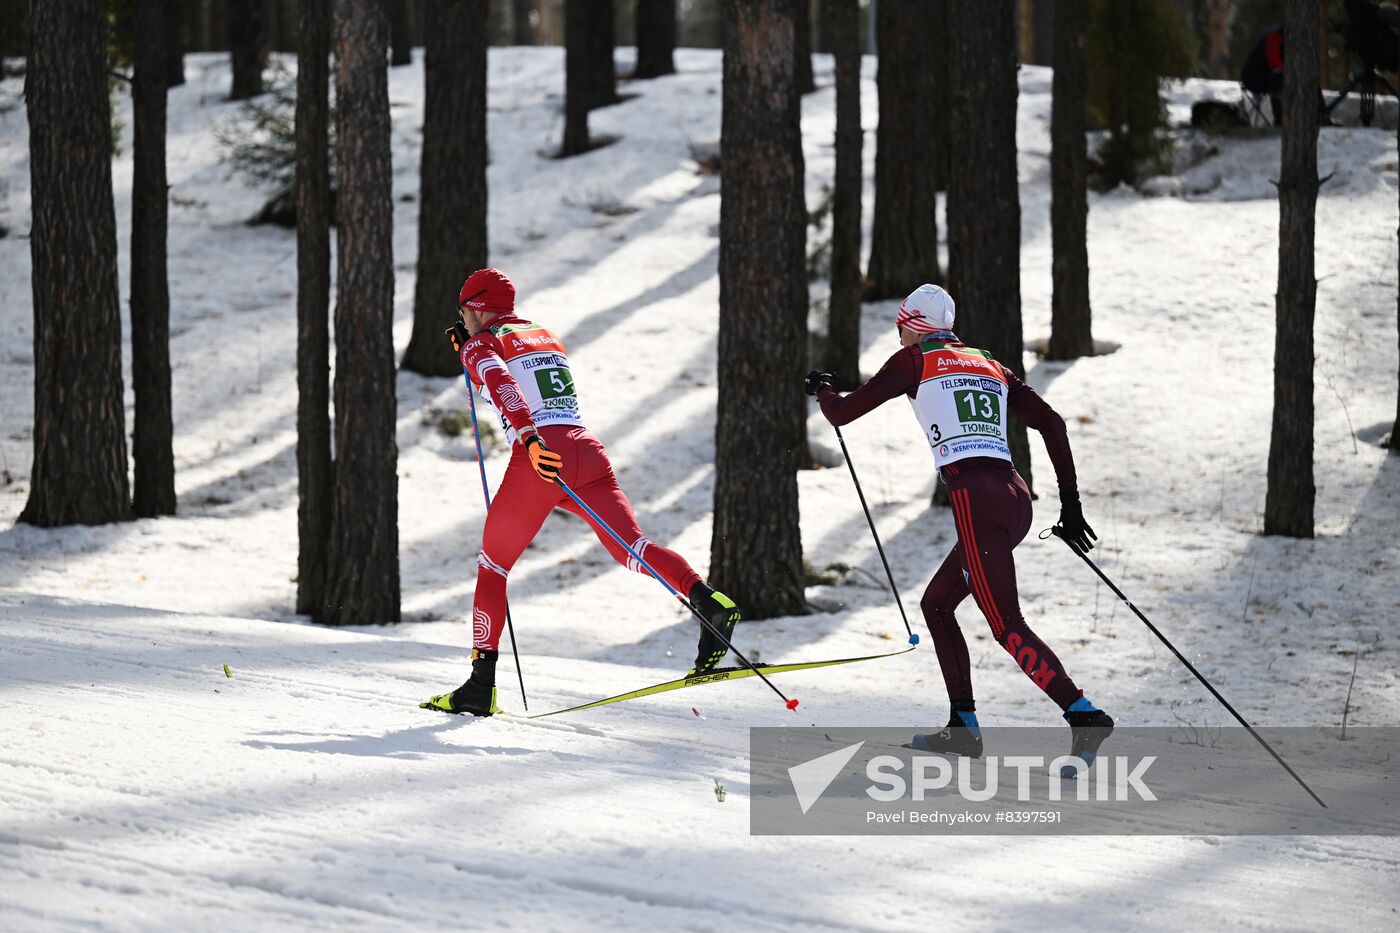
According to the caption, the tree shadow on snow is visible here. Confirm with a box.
[243,720,535,761]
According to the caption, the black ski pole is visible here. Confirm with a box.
[1048,526,1326,809]
[464,368,529,710]
[832,425,919,646]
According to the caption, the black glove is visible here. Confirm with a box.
[804,370,835,397]
[1055,491,1097,553]
[444,320,471,354]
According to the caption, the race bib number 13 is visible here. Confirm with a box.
[956,390,1001,425]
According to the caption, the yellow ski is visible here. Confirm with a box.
[513,646,917,720]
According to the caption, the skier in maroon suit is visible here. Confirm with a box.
[808,284,1112,767]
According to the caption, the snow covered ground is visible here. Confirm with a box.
[2,49,1399,930]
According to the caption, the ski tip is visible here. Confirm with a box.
[907,634,920,646]
[786,698,800,711]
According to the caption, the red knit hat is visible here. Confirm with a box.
[458,268,515,314]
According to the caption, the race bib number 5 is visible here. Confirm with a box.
[534,366,576,401]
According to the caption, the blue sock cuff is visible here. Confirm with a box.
[1067,696,1099,714]
[955,710,982,738]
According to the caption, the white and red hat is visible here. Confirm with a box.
[895,284,956,334]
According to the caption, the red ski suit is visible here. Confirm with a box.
[818,338,1086,711]
[459,316,702,651]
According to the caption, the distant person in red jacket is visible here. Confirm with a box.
[1242,24,1287,125]
[807,284,1112,770]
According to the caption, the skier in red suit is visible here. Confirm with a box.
[422,269,742,717]
[808,284,1113,766]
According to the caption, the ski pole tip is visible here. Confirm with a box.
[908,634,920,646]
[786,698,800,711]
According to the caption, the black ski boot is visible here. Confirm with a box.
[1061,707,1114,776]
[688,581,741,673]
[420,649,500,717]
[906,706,984,758]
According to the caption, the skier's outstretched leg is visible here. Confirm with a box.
[423,447,562,717]
[948,466,1112,770]
[948,469,1086,706]
[562,462,702,598]
[921,544,974,704]
[560,427,739,673]
[912,544,983,756]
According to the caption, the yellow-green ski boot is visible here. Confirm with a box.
[420,648,501,717]
[689,582,741,673]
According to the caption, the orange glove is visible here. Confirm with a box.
[523,432,563,482]
[445,320,471,354]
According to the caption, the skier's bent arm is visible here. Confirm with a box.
[459,332,563,480]
[817,348,921,426]
[1001,364,1096,550]
[460,333,538,438]
[1002,365,1078,494]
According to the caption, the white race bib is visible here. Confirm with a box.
[485,323,585,443]
[908,343,1012,469]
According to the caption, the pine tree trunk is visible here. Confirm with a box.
[390,0,412,65]
[865,0,942,300]
[1032,0,1055,65]
[816,0,833,53]
[22,0,131,527]
[512,0,534,44]
[712,0,808,619]
[166,0,185,86]
[275,0,297,51]
[217,1,231,52]
[561,0,593,155]
[1207,0,1232,79]
[131,0,176,518]
[821,0,862,388]
[322,0,401,624]
[790,0,814,469]
[403,0,488,376]
[536,0,561,43]
[595,0,618,107]
[229,0,266,100]
[1264,0,1319,537]
[296,0,333,615]
[945,0,1032,491]
[1046,0,1093,361]
[795,0,815,94]
[580,0,617,110]
[633,0,675,78]
[928,1,950,191]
